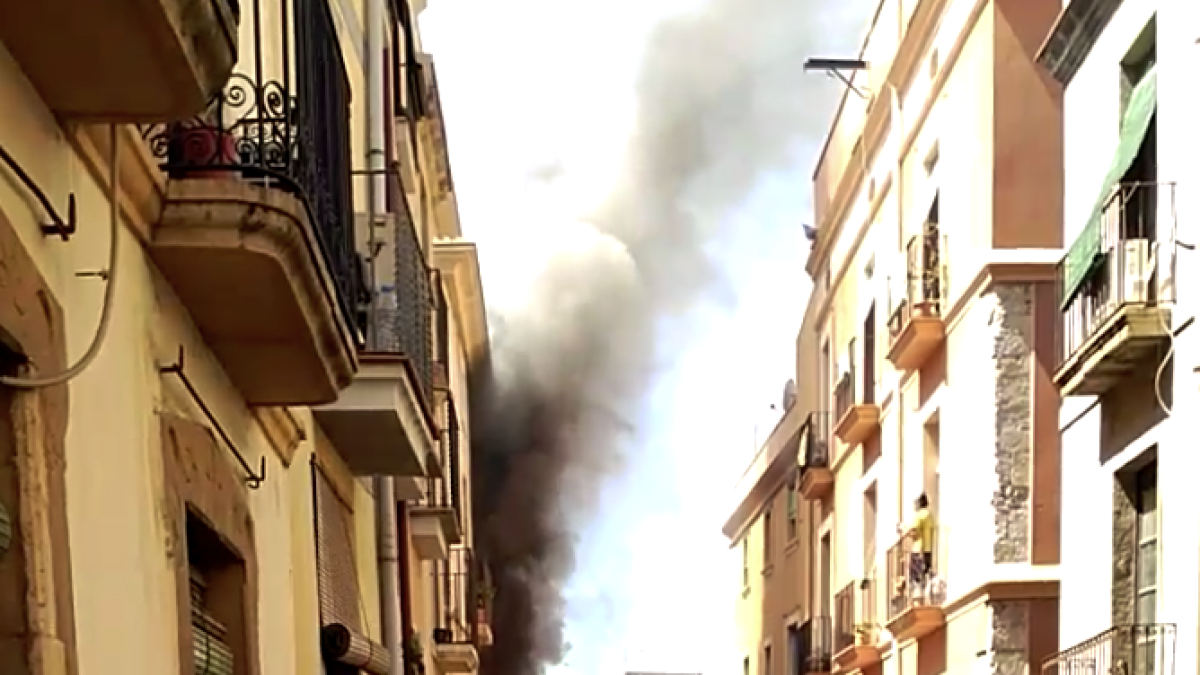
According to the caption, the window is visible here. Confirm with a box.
[1134,462,1159,671]
[787,624,802,675]
[763,644,773,675]
[763,510,773,566]
[1135,463,1158,623]
[863,485,877,573]
[787,483,799,542]
[187,512,247,674]
[1120,17,1157,116]
[742,537,750,588]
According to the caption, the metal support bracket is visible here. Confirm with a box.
[0,144,77,241]
[158,346,266,489]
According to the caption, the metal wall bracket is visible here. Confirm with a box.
[159,346,266,489]
[0,144,77,241]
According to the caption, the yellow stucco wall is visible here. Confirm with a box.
[0,23,385,675]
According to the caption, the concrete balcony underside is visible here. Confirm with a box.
[411,506,462,561]
[833,645,880,672]
[799,466,833,501]
[313,355,434,477]
[152,178,358,406]
[886,315,945,371]
[887,605,946,643]
[834,404,880,448]
[434,642,479,673]
[0,0,237,120]
[1055,304,1170,397]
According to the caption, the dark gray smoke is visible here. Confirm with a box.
[469,1,869,674]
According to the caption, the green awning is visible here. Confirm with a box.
[1060,67,1158,308]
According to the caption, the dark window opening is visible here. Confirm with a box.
[187,511,248,675]
[763,510,773,566]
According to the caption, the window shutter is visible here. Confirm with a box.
[191,569,236,675]
[314,465,362,630]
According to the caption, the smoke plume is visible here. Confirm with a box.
[469,1,867,674]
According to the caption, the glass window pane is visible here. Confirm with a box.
[1136,590,1157,625]
[1137,542,1158,588]
[1139,505,1157,538]
[1134,640,1157,675]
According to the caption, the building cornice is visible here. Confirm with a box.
[432,239,490,368]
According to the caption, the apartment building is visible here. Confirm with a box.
[1037,1,1190,674]
[736,0,1070,674]
[0,1,490,674]
[724,301,826,675]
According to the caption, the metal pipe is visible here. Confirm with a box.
[365,0,387,348]
[376,476,404,675]
[397,501,417,666]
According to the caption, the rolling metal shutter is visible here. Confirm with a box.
[191,568,235,675]
[314,463,362,631]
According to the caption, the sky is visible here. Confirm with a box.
[420,1,865,673]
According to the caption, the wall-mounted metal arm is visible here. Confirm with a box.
[0,143,77,241]
[159,346,266,488]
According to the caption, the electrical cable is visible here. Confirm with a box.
[1,125,121,389]
[1154,184,1182,416]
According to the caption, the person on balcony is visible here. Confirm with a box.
[904,493,935,602]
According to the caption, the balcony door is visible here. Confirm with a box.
[862,305,875,405]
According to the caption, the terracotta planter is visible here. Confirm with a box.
[172,125,238,179]
[911,300,936,318]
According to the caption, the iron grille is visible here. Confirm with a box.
[140,0,362,334]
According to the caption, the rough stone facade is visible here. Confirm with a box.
[1111,476,1137,625]
[991,601,1030,675]
[991,284,1032,564]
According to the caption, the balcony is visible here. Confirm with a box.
[884,529,946,642]
[0,0,237,120]
[316,184,439,478]
[144,0,362,405]
[1041,624,1176,675]
[832,577,880,671]
[1055,183,1173,397]
[798,412,833,501]
[800,616,833,675]
[832,369,879,448]
[887,224,946,372]
[432,547,481,673]
[411,400,463,560]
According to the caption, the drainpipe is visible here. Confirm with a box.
[366,0,402,672]
[888,77,904,546]
[397,501,417,666]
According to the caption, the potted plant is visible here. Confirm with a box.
[405,634,425,675]
[169,117,239,180]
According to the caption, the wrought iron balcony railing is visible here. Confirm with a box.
[1041,624,1176,675]
[422,397,462,520]
[888,224,945,340]
[833,370,854,425]
[141,0,363,333]
[374,185,435,411]
[1056,182,1174,369]
[800,616,833,674]
[433,547,479,646]
[802,412,831,469]
[885,527,946,621]
[833,576,877,654]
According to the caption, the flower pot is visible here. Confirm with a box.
[171,124,238,179]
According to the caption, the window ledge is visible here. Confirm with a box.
[784,539,800,557]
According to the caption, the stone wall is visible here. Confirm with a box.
[991,284,1032,564]
[991,601,1030,675]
